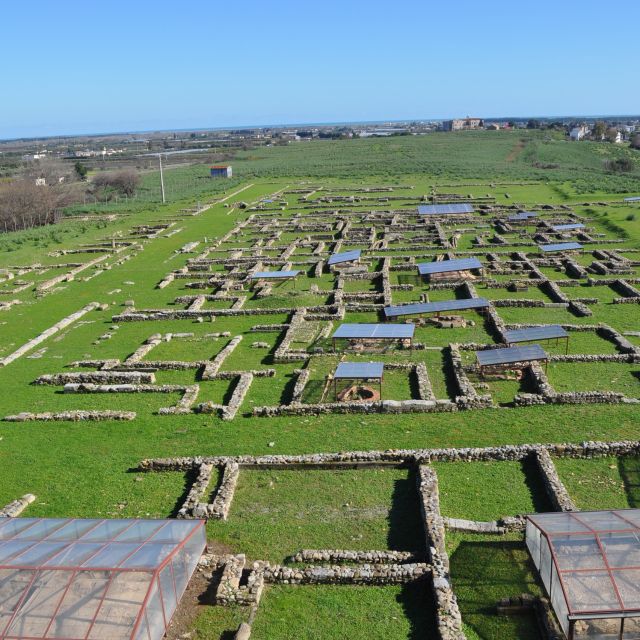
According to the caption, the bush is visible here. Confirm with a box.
[604,157,635,173]
[92,170,140,197]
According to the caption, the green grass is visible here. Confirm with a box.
[554,456,640,510]
[251,584,434,640]
[433,461,552,521]
[547,362,640,396]
[206,468,424,562]
[0,133,640,639]
[448,533,543,640]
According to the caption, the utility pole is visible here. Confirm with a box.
[159,154,166,204]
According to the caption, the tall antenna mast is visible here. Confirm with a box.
[159,153,166,204]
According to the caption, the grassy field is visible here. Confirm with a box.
[1,131,640,639]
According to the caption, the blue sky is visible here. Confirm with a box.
[1,0,638,139]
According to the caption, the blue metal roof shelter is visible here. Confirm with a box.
[504,325,569,353]
[334,362,384,379]
[251,270,301,279]
[476,343,549,372]
[328,249,362,266]
[418,203,474,215]
[417,258,483,277]
[552,223,585,231]
[508,211,538,222]
[538,242,583,253]
[384,297,490,319]
[332,323,415,351]
[333,324,415,339]
[333,362,384,401]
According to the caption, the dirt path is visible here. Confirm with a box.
[506,139,526,162]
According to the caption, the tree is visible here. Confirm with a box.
[605,128,619,143]
[0,180,57,232]
[74,161,88,180]
[604,157,634,173]
[92,170,140,198]
[592,121,607,140]
[630,133,640,150]
[527,119,540,129]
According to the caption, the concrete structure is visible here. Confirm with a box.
[443,118,484,132]
[210,165,233,178]
[569,126,589,141]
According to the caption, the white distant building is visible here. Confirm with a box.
[614,130,624,144]
[569,126,589,141]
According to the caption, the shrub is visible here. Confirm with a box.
[92,170,140,197]
[604,157,635,173]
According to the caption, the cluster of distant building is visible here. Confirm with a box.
[568,124,635,143]
[440,117,639,143]
[7,116,640,178]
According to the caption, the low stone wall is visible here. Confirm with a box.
[614,296,640,304]
[289,368,310,404]
[222,373,253,420]
[549,354,638,363]
[417,466,466,640]
[568,300,592,317]
[443,516,525,534]
[264,562,430,585]
[449,344,492,409]
[35,371,155,385]
[415,362,435,401]
[0,494,36,517]
[492,299,566,308]
[179,461,240,520]
[138,439,640,470]
[534,449,577,512]
[289,549,424,564]
[214,555,267,606]
[0,302,101,367]
[202,336,242,379]
[4,410,136,422]
[253,398,456,417]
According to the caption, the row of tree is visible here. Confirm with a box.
[0,161,141,233]
[0,180,63,232]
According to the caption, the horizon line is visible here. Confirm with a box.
[2,113,640,144]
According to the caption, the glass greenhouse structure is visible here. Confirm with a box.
[0,518,206,640]
[526,510,640,639]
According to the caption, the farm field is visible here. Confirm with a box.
[0,132,640,639]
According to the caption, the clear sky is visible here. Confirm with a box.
[2,0,638,139]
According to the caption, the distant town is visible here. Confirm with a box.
[2,115,640,173]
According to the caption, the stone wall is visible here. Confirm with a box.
[0,302,102,367]
[0,494,36,517]
[289,549,423,563]
[417,466,466,640]
[34,371,155,385]
[534,449,577,512]
[4,410,136,422]
[264,562,430,585]
[202,336,242,379]
[222,373,253,420]
[138,439,640,470]
[178,461,241,520]
[253,398,456,417]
